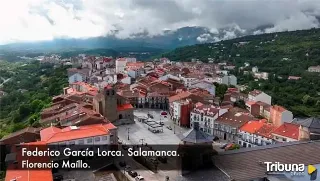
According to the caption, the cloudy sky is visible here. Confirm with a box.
[0,0,320,45]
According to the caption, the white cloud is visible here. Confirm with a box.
[196,34,212,42]
[0,0,319,45]
[265,12,319,33]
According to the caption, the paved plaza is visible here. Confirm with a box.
[118,109,189,145]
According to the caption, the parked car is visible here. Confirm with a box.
[225,143,240,151]
[161,111,167,115]
[125,165,131,171]
[119,161,126,167]
[213,136,219,141]
[159,122,164,125]
[128,171,138,178]
[148,113,154,118]
[53,173,63,181]
[220,143,228,149]
[135,175,145,181]
[166,125,172,130]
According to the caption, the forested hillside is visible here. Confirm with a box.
[0,61,68,138]
[163,28,320,117]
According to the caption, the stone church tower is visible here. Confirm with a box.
[93,85,118,122]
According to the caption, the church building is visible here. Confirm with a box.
[93,84,134,125]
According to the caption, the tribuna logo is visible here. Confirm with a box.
[264,162,305,174]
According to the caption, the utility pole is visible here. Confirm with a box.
[126,128,130,140]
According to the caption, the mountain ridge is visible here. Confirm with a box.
[0,25,281,52]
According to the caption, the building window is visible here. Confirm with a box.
[102,136,108,141]
[87,138,93,143]
[95,137,101,142]
[282,138,287,142]
[69,141,75,145]
[112,90,115,95]
[78,140,84,144]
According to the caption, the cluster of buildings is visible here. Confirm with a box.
[1,54,320,181]
[242,66,269,80]
[172,85,320,149]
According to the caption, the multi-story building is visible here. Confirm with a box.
[118,90,146,108]
[179,73,203,87]
[248,89,272,105]
[253,72,269,80]
[214,108,255,141]
[213,74,237,86]
[115,58,127,73]
[271,122,300,143]
[269,105,293,127]
[67,68,91,84]
[308,65,320,72]
[190,104,228,136]
[256,101,271,119]
[190,80,216,96]
[0,127,40,145]
[127,67,145,79]
[172,99,193,127]
[245,101,260,117]
[238,119,276,148]
[292,117,320,140]
[146,92,169,110]
[40,123,117,146]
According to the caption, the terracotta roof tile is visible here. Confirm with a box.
[271,122,299,140]
[249,89,263,96]
[117,104,134,112]
[240,120,265,134]
[169,91,192,102]
[40,123,116,143]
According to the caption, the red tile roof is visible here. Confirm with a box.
[5,142,53,181]
[246,101,257,106]
[249,89,263,96]
[40,123,116,143]
[227,88,239,93]
[117,103,134,112]
[169,91,191,102]
[126,62,144,67]
[256,123,277,138]
[104,84,113,90]
[272,122,299,140]
[195,102,204,108]
[240,119,266,134]
[40,126,61,142]
[192,104,223,117]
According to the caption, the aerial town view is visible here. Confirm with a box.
[0,0,320,181]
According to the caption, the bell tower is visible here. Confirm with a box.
[102,85,118,122]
